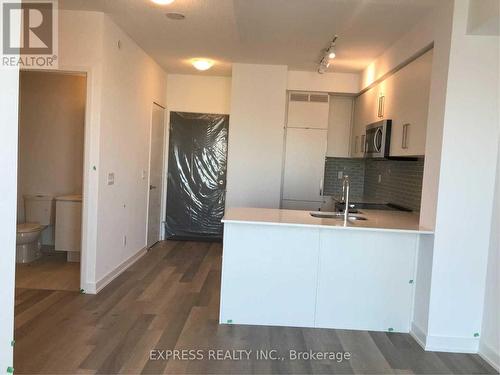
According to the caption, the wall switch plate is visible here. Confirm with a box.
[142,169,147,179]
[107,172,115,186]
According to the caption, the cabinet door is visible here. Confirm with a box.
[220,224,320,327]
[282,128,327,202]
[389,50,433,157]
[327,96,354,157]
[315,230,417,332]
[352,88,377,158]
[288,93,329,129]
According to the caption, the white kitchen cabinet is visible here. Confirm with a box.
[327,96,354,157]
[220,224,320,327]
[315,230,417,332]
[287,92,329,129]
[282,128,327,205]
[388,49,433,157]
[352,49,433,158]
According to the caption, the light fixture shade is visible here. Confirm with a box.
[151,0,175,5]
[191,59,215,71]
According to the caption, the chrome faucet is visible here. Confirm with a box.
[341,175,350,223]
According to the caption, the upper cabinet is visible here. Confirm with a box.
[287,92,330,129]
[352,49,433,158]
[327,96,354,158]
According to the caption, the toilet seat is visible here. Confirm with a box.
[17,223,44,233]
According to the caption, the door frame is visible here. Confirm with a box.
[20,64,97,293]
[146,102,168,246]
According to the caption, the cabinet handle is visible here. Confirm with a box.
[378,95,385,118]
[402,123,410,149]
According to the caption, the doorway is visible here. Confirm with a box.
[15,71,86,292]
[165,112,229,241]
[147,103,166,249]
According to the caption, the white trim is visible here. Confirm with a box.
[425,334,479,353]
[85,247,147,294]
[479,342,500,372]
[410,321,427,349]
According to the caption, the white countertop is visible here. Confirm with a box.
[223,207,434,234]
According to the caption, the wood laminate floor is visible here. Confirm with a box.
[15,250,80,292]
[14,241,497,374]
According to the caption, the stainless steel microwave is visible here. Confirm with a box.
[365,120,392,158]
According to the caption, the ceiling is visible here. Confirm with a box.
[59,0,439,76]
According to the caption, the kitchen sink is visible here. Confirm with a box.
[310,212,368,221]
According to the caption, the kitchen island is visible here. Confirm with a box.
[219,207,433,333]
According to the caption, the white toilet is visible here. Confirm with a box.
[16,195,55,263]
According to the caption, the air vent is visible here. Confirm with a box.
[309,94,329,103]
[290,93,309,102]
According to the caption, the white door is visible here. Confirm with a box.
[147,103,166,248]
[282,128,327,204]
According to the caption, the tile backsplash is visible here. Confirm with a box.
[324,158,365,199]
[324,157,425,212]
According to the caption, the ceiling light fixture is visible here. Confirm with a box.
[318,35,338,74]
[151,0,175,5]
[191,58,215,71]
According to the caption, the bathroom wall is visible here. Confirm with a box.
[18,71,86,225]
[323,157,424,211]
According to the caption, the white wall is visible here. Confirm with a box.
[287,70,359,94]
[167,74,231,114]
[467,0,500,35]
[426,0,499,353]
[480,140,500,370]
[0,2,20,369]
[56,10,168,292]
[58,10,104,292]
[18,72,86,224]
[226,64,288,209]
[94,15,167,288]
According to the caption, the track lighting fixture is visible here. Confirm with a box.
[318,35,338,74]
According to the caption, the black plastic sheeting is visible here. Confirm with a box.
[165,112,229,241]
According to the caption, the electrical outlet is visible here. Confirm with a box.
[107,172,115,186]
[378,174,382,183]
[338,171,343,179]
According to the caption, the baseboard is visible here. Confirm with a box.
[410,322,427,349]
[425,334,479,353]
[479,341,500,372]
[84,247,147,295]
[410,322,481,354]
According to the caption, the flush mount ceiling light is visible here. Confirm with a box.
[318,35,338,74]
[151,0,175,5]
[191,58,215,71]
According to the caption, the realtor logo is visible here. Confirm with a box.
[1,0,58,68]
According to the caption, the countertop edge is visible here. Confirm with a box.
[221,219,434,235]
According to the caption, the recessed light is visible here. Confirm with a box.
[328,51,336,59]
[151,0,175,5]
[191,58,215,71]
[166,12,185,20]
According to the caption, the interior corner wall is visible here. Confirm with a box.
[95,14,167,286]
[479,139,500,370]
[426,0,499,352]
[226,64,288,209]
[0,59,20,373]
[166,74,232,114]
